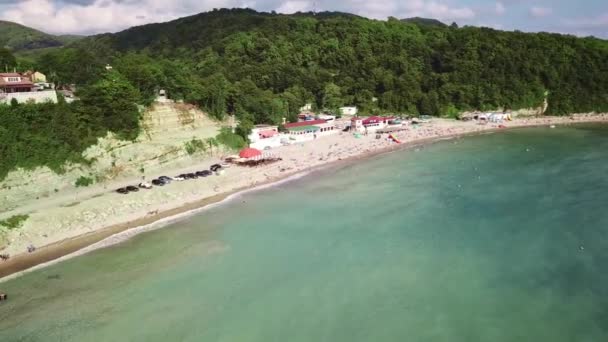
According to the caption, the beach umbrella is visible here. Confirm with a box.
[239,147,262,159]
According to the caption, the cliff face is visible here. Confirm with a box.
[0,102,225,213]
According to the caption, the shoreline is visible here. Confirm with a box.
[1,116,607,281]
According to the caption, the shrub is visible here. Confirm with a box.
[215,127,247,150]
[75,176,94,187]
[184,138,207,155]
[0,214,29,230]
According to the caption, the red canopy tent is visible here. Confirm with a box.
[239,147,262,159]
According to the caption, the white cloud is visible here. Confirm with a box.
[1,0,248,34]
[275,0,311,13]
[495,2,505,15]
[529,6,552,18]
[0,0,479,34]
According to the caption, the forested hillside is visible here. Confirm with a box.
[2,8,608,180]
[0,20,79,52]
[35,8,608,122]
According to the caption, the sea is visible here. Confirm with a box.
[1,124,608,342]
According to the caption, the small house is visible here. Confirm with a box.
[340,106,358,117]
[248,124,282,150]
[0,73,34,93]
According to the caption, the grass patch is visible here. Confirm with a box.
[75,176,95,187]
[216,127,247,150]
[0,214,29,230]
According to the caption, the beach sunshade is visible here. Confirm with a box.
[239,147,262,159]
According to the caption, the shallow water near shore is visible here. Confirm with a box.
[2,124,608,341]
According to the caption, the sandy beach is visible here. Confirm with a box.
[1,113,607,280]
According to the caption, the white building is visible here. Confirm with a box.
[300,103,313,111]
[283,119,339,143]
[317,114,336,123]
[248,124,283,150]
[340,106,358,117]
[350,116,395,133]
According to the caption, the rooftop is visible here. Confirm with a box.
[284,119,327,129]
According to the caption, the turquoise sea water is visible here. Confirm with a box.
[1,125,608,341]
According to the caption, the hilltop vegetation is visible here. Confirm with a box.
[0,20,80,52]
[401,17,447,27]
[35,8,608,120]
[1,8,608,180]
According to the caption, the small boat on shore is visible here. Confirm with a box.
[0,292,7,301]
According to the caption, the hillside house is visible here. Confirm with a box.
[340,106,358,117]
[0,73,34,93]
[23,71,47,83]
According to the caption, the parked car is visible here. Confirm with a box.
[172,176,185,181]
[116,187,129,194]
[152,179,166,186]
[158,176,173,183]
[196,170,212,177]
[126,185,139,192]
[139,182,153,189]
[186,173,198,179]
[210,164,222,172]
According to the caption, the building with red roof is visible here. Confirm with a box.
[351,116,396,133]
[0,73,34,93]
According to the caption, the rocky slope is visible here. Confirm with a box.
[0,101,225,214]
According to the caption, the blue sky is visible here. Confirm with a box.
[0,0,607,38]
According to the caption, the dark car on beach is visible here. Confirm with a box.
[152,179,166,186]
[210,164,222,172]
[185,173,198,179]
[196,170,212,177]
[126,185,139,192]
[158,176,173,183]
[178,173,193,180]
[116,187,129,194]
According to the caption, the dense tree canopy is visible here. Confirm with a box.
[34,9,607,120]
[0,70,141,180]
[0,48,16,71]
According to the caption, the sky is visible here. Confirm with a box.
[0,0,607,38]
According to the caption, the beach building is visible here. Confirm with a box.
[340,106,358,117]
[284,119,338,143]
[297,112,315,121]
[350,116,395,133]
[248,124,282,150]
[317,114,336,123]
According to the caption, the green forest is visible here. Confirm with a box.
[1,8,608,179]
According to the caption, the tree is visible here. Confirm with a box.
[78,70,141,140]
[0,48,16,71]
[322,82,343,115]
